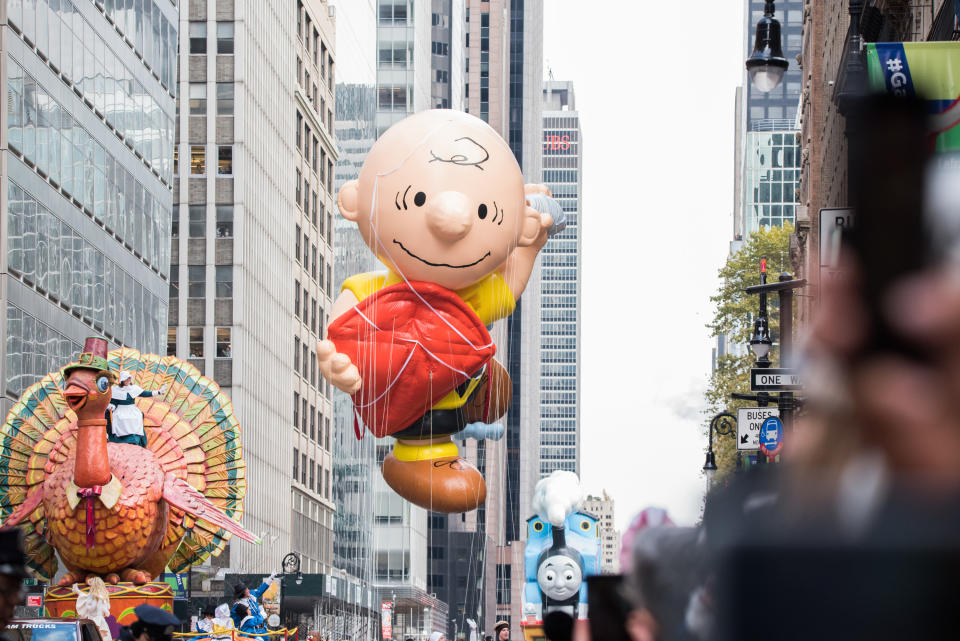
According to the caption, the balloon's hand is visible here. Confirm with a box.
[524,183,552,197]
[316,340,361,393]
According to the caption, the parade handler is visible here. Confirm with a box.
[317,109,553,512]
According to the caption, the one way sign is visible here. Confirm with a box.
[737,407,779,451]
[750,368,802,392]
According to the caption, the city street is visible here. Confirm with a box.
[0,2,959,641]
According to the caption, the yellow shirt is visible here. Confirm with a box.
[341,270,515,410]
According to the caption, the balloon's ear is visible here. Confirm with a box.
[338,180,360,222]
[517,205,543,247]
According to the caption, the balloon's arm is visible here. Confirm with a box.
[500,218,550,299]
[327,289,360,330]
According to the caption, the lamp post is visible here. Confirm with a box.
[703,412,738,483]
[746,0,789,92]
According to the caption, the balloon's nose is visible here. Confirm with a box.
[425,191,473,242]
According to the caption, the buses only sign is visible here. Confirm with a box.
[737,407,779,451]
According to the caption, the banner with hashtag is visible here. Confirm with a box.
[867,42,960,152]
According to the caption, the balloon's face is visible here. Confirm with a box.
[347,110,528,291]
[537,554,582,602]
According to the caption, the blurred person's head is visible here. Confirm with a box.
[495,621,509,641]
[626,526,709,641]
[0,529,28,631]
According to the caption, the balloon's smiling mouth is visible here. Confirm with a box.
[393,240,490,269]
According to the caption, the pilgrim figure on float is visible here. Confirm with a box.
[106,370,166,447]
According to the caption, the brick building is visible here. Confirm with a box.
[794,0,959,327]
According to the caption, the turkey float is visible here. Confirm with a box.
[0,337,258,586]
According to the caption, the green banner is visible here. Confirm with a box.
[866,42,960,151]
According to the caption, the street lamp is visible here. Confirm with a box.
[750,257,773,367]
[703,412,737,482]
[746,0,789,92]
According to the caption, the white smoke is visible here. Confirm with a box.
[532,470,585,526]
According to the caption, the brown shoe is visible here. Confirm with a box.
[463,359,512,424]
[382,452,487,512]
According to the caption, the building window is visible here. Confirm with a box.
[189,327,204,357]
[217,146,233,175]
[189,22,207,54]
[295,225,302,263]
[313,31,319,65]
[216,206,233,237]
[324,417,330,451]
[216,328,231,358]
[302,398,308,433]
[309,459,315,491]
[324,469,330,499]
[293,447,299,479]
[190,146,205,174]
[294,336,301,371]
[167,328,176,356]
[217,22,234,54]
[217,83,234,115]
[310,350,317,386]
[294,391,300,425]
[188,266,205,298]
[189,83,207,114]
[215,266,233,298]
[311,245,317,281]
[173,147,179,175]
[189,206,205,238]
[301,453,307,485]
[296,168,302,202]
[294,280,301,317]
[169,265,179,298]
[296,111,303,148]
[312,193,318,227]
[302,342,309,381]
[310,406,316,441]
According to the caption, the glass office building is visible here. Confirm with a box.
[3,0,177,412]
[742,130,800,234]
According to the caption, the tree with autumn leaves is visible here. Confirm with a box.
[705,224,795,480]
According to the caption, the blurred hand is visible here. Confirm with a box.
[809,263,960,487]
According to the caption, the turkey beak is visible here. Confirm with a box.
[63,383,88,411]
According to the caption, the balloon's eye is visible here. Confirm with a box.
[414,191,426,207]
[544,572,555,582]
[533,522,544,532]
[580,521,591,531]
[478,203,488,220]
[565,572,575,581]
[96,376,110,393]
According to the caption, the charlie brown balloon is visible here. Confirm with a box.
[318,109,554,512]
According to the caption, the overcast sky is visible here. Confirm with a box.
[333,0,748,530]
[542,2,746,529]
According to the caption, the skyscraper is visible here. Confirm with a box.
[169,0,338,574]
[734,0,803,240]
[371,2,454,637]
[539,80,581,479]
[467,1,545,633]
[3,1,177,412]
